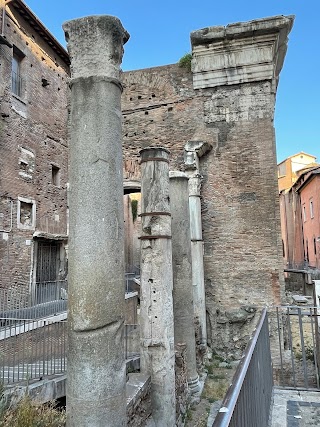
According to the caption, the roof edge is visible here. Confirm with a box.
[6,0,69,65]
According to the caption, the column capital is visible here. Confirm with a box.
[191,15,294,91]
[188,174,202,197]
[63,15,129,80]
[184,140,212,170]
[169,171,188,180]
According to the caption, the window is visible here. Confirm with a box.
[11,47,24,97]
[17,197,36,230]
[310,199,314,219]
[303,205,306,222]
[51,165,60,186]
[278,163,286,177]
[314,237,317,255]
[19,147,35,180]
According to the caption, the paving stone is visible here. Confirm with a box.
[271,387,320,427]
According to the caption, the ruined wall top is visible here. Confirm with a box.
[191,15,294,91]
[63,15,129,80]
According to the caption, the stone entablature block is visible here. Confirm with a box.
[191,15,294,90]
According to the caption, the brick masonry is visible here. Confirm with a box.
[122,63,284,355]
[0,4,287,358]
[0,1,69,292]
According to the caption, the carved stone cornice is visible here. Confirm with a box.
[191,15,294,91]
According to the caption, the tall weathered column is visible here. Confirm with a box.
[170,171,200,393]
[140,147,176,426]
[188,174,207,347]
[184,141,212,348]
[63,16,129,427]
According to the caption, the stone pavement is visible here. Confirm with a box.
[271,387,320,427]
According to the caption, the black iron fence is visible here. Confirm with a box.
[0,318,67,384]
[212,308,273,427]
[0,281,68,320]
[0,319,139,385]
[272,306,320,389]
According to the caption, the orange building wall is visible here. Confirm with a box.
[300,176,320,269]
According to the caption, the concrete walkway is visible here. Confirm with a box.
[271,387,320,427]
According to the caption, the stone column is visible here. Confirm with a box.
[184,141,212,349]
[139,147,176,426]
[188,173,207,348]
[170,171,200,393]
[63,16,129,427]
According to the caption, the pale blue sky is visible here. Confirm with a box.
[25,0,319,164]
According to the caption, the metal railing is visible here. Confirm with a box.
[125,324,139,362]
[11,70,22,97]
[213,309,273,427]
[125,272,140,293]
[0,281,68,320]
[0,319,138,385]
[272,306,320,389]
[0,318,67,384]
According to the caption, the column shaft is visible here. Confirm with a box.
[140,147,176,426]
[170,172,199,393]
[189,174,207,347]
[63,16,129,427]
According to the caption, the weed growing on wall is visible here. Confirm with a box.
[178,53,192,71]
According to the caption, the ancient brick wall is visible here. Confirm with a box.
[122,63,284,355]
[0,3,69,292]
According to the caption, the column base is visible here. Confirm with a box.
[188,374,200,394]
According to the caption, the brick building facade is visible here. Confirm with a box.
[298,168,320,271]
[0,2,294,356]
[122,16,294,354]
[0,0,69,306]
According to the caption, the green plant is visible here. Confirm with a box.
[212,354,225,362]
[0,382,7,420]
[0,396,66,427]
[178,53,192,71]
[205,363,214,374]
[186,408,193,421]
[208,374,225,380]
[131,199,138,222]
[305,346,315,361]
[202,378,229,402]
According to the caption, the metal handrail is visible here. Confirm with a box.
[213,308,272,427]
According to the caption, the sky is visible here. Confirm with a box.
[24,0,319,164]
